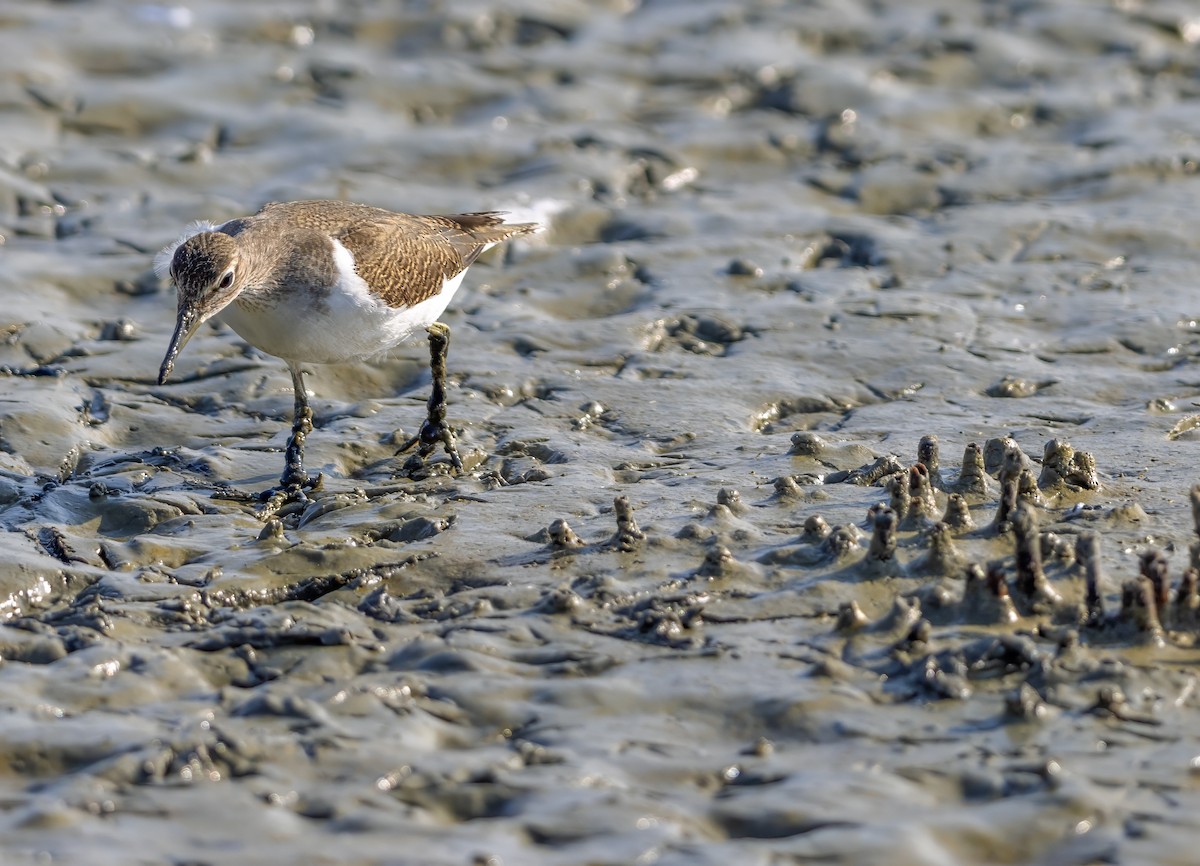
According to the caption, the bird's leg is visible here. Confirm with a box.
[281,362,315,488]
[399,322,464,472]
[256,362,322,519]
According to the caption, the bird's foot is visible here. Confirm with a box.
[397,418,464,474]
[254,471,324,521]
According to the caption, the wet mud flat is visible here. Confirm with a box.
[3,1,1200,864]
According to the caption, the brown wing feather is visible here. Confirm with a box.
[254,201,538,308]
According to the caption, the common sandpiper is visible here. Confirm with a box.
[154,199,539,517]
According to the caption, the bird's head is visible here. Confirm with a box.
[156,231,245,384]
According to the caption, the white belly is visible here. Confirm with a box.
[219,242,467,364]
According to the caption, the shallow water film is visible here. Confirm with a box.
[3,1,1200,863]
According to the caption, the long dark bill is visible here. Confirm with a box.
[158,305,201,385]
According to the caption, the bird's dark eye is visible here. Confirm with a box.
[218,271,234,289]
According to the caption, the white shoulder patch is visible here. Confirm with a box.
[153,219,224,279]
[329,238,375,304]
